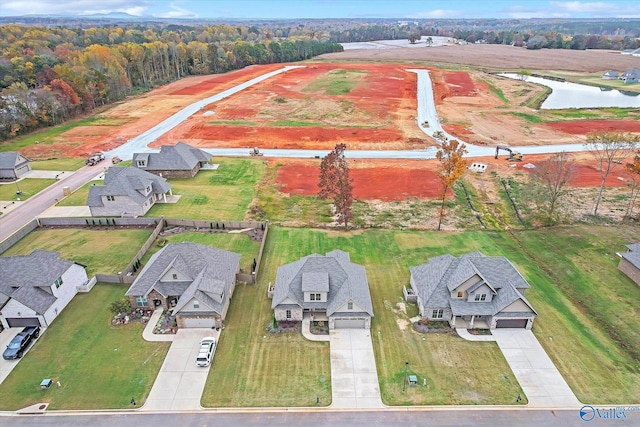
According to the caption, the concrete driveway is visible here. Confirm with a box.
[491,329,582,408]
[141,328,219,411]
[329,329,383,409]
[0,327,39,384]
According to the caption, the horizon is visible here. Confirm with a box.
[2,0,640,20]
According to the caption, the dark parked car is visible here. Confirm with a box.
[3,326,40,360]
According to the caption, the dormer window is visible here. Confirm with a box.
[347,302,353,310]
[193,300,200,309]
[106,195,115,201]
[457,291,463,298]
[146,185,152,193]
[54,277,63,288]
[474,294,487,301]
[172,273,178,280]
[137,160,146,167]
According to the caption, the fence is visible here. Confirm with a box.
[95,273,136,284]
[122,219,165,275]
[39,217,159,227]
[0,218,38,254]
[163,218,264,230]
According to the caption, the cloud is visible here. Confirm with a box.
[152,2,198,18]
[410,9,461,19]
[1,0,149,16]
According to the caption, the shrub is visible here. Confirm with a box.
[110,297,131,315]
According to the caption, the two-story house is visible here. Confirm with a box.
[409,252,537,329]
[270,250,374,329]
[87,167,172,217]
[133,142,212,178]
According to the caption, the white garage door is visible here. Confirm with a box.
[333,318,366,329]
[180,316,215,328]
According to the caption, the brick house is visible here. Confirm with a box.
[133,142,212,178]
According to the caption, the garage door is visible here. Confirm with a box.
[6,317,41,328]
[180,316,215,328]
[333,318,366,329]
[495,319,528,328]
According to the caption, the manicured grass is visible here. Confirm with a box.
[202,283,331,407]
[57,180,99,206]
[0,178,57,201]
[141,231,261,274]
[30,158,86,171]
[0,284,169,410]
[146,158,264,221]
[2,228,152,276]
[302,69,368,95]
[270,120,324,127]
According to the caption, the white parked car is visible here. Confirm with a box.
[196,337,216,367]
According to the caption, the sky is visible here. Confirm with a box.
[1,0,640,19]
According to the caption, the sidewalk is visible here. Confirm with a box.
[301,312,330,342]
[142,309,175,342]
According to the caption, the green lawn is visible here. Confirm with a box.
[302,69,368,95]
[30,158,86,171]
[0,284,169,410]
[56,180,99,206]
[2,228,152,276]
[0,178,57,201]
[141,231,261,274]
[146,158,264,220]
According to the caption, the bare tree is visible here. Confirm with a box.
[436,139,467,231]
[318,143,354,228]
[531,152,575,225]
[624,153,640,219]
[425,36,433,47]
[585,131,639,216]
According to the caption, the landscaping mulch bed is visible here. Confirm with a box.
[311,321,329,335]
[154,311,177,334]
[266,320,301,335]
[412,321,456,335]
[112,308,152,327]
[468,328,492,335]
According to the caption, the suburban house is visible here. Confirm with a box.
[0,151,31,180]
[602,70,619,80]
[617,243,640,286]
[87,167,172,217]
[620,68,640,84]
[0,250,88,328]
[125,243,240,328]
[133,142,212,178]
[270,250,374,329]
[409,252,537,329]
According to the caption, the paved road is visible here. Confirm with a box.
[0,409,620,427]
[0,165,106,243]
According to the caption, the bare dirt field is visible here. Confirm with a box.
[319,44,640,73]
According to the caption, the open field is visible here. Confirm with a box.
[0,178,56,201]
[30,158,86,171]
[253,225,640,405]
[2,228,152,276]
[56,180,97,206]
[146,158,264,220]
[0,284,169,410]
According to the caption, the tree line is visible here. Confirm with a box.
[0,24,342,140]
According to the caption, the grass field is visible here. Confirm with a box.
[146,158,264,220]
[56,180,98,206]
[0,284,169,410]
[0,179,56,201]
[141,231,261,274]
[302,69,368,95]
[30,158,86,171]
[2,228,152,276]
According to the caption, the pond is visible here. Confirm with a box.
[499,73,640,109]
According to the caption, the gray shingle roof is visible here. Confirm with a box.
[622,68,640,78]
[0,250,76,314]
[125,243,240,316]
[626,243,640,252]
[0,151,29,170]
[621,251,640,269]
[87,167,171,208]
[271,250,374,317]
[302,272,329,292]
[410,252,536,317]
[133,142,212,171]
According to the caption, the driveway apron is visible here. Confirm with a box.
[329,329,383,408]
[141,329,218,411]
[491,329,582,408]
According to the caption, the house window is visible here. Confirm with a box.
[347,302,353,310]
[136,297,148,307]
[432,309,444,319]
[172,273,178,280]
[286,310,292,320]
[54,277,63,288]
[457,291,463,298]
[106,195,115,201]
[193,300,200,309]
[310,294,316,301]
[137,160,145,167]
[475,294,487,301]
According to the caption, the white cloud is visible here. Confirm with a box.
[152,2,198,18]
[410,9,461,19]
[1,0,149,16]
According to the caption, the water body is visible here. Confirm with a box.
[499,73,640,109]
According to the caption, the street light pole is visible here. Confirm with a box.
[402,361,409,392]
[15,179,22,195]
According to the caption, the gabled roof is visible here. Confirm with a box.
[271,250,373,317]
[0,250,77,314]
[410,252,536,317]
[125,243,240,315]
[0,151,29,170]
[87,167,171,208]
[622,68,640,78]
[626,243,640,252]
[133,142,212,171]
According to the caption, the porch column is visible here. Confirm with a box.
[163,193,167,202]
[169,188,173,196]
[470,315,475,329]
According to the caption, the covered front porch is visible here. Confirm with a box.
[452,315,490,329]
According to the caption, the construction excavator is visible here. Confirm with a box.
[249,147,263,157]
[495,145,523,161]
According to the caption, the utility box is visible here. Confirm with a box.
[40,378,52,389]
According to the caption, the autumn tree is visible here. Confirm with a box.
[408,33,420,44]
[585,131,639,216]
[531,152,575,225]
[436,139,468,231]
[624,153,640,219]
[318,143,354,228]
